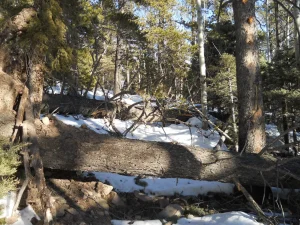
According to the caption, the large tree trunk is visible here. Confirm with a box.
[196,0,208,130]
[233,0,266,153]
[28,63,44,118]
[0,7,54,223]
[0,73,53,223]
[37,118,300,189]
[0,73,24,138]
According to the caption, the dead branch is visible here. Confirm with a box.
[233,177,274,225]
[259,125,300,156]
[264,140,300,153]
[12,147,32,214]
[189,101,234,143]
[123,101,148,137]
[11,87,28,143]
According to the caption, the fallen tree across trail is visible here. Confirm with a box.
[37,118,300,189]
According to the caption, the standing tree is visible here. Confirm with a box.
[233,0,266,153]
[197,0,208,130]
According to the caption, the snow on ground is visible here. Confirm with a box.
[265,124,280,138]
[111,212,263,225]
[14,87,297,225]
[0,191,16,218]
[86,89,114,101]
[12,205,40,225]
[85,172,234,196]
[271,187,300,200]
[54,114,226,150]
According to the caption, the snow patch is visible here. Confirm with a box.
[0,191,16,218]
[111,212,263,225]
[85,172,234,196]
[54,115,226,150]
[12,205,40,225]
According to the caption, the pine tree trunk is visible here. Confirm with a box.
[114,35,122,95]
[196,0,208,130]
[233,0,266,153]
[28,63,44,119]
[287,14,290,48]
[275,2,280,50]
[282,98,289,146]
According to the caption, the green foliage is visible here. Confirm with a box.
[52,47,73,73]
[208,53,236,108]
[262,48,300,105]
[77,48,94,87]
[0,138,22,198]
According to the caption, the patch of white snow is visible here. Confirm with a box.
[85,172,234,196]
[12,205,40,225]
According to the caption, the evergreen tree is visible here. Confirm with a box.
[0,138,22,198]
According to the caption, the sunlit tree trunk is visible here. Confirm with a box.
[228,76,238,152]
[275,2,280,50]
[287,14,290,48]
[114,35,122,95]
[233,0,266,153]
[266,0,271,62]
[28,61,44,119]
[294,0,300,65]
[196,0,208,130]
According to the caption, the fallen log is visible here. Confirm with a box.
[42,94,114,116]
[37,118,300,189]
[42,94,162,122]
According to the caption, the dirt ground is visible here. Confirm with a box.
[20,168,299,225]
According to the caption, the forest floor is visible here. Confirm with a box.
[20,168,295,225]
[2,88,300,225]
[5,117,299,225]
[43,170,262,225]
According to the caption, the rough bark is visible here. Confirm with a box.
[23,103,53,224]
[0,72,24,138]
[37,118,300,189]
[0,8,36,46]
[0,7,53,224]
[233,0,266,153]
[28,63,44,118]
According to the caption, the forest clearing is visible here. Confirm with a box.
[1,0,300,225]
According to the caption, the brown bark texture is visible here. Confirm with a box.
[0,8,53,222]
[0,72,24,138]
[233,0,266,153]
[37,118,300,189]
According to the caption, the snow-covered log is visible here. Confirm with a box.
[38,119,300,189]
